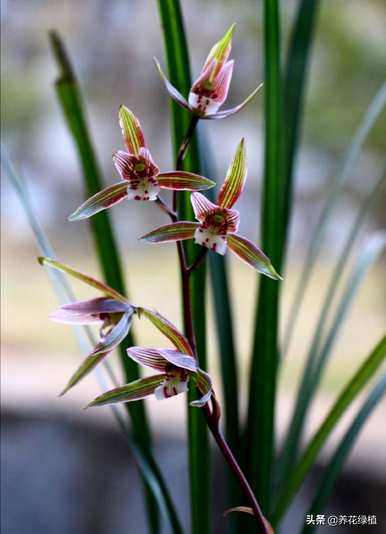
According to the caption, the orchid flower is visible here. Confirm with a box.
[139,139,281,280]
[68,106,215,221]
[87,308,212,408]
[39,257,135,395]
[155,24,262,119]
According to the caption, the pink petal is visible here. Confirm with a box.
[154,58,190,110]
[227,234,282,279]
[86,375,165,407]
[50,297,132,325]
[217,138,247,209]
[190,192,218,221]
[157,172,215,191]
[139,222,198,243]
[139,308,194,356]
[210,60,234,105]
[159,349,197,372]
[118,106,146,156]
[127,347,168,371]
[204,83,263,120]
[112,151,138,181]
[68,182,128,221]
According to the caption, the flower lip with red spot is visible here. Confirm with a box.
[139,139,282,280]
[154,24,263,120]
[68,107,216,220]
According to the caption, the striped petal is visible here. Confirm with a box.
[227,234,282,280]
[127,347,168,371]
[190,369,213,407]
[217,138,247,208]
[50,297,132,324]
[68,182,128,221]
[86,375,165,407]
[139,222,198,243]
[61,312,133,395]
[205,83,263,120]
[203,24,235,74]
[157,172,215,191]
[38,257,128,302]
[154,58,190,110]
[191,192,218,221]
[159,349,197,372]
[112,151,138,180]
[118,105,146,156]
[138,308,194,356]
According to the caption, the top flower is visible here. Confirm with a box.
[155,24,263,119]
[68,106,215,220]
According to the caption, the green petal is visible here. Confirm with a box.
[86,374,165,407]
[38,257,128,302]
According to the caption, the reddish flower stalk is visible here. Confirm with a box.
[169,120,270,534]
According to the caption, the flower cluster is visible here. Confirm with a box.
[42,25,281,409]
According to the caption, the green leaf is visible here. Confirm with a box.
[3,152,183,534]
[272,335,386,525]
[277,175,386,486]
[281,0,320,252]
[156,3,210,533]
[49,30,159,531]
[245,0,283,513]
[301,374,386,534]
[284,82,386,355]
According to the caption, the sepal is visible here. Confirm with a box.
[227,234,282,280]
[68,182,128,221]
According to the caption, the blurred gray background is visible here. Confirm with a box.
[2,0,386,533]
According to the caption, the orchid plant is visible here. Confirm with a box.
[30,14,385,534]
[41,25,278,533]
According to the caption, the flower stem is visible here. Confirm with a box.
[172,119,269,532]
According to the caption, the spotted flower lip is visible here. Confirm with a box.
[139,139,282,280]
[154,24,263,120]
[68,106,215,221]
[86,317,212,408]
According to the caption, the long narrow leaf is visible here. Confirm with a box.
[282,0,320,254]
[284,82,386,354]
[278,171,386,485]
[272,335,386,525]
[156,4,210,533]
[301,374,386,534]
[3,151,183,533]
[49,31,159,531]
[246,0,283,513]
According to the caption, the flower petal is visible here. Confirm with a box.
[138,308,194,356]
[68,182,128,221]
[154,377,189,400]
[61,312,133,395]
[139,222,198,243]
[154,58,190,110]
[118,105,146,156]
[127,347,168,371]
[157,172,215,191]
[159,349,197,372]
[227,234,282,280]
[204,83,263,120]
[190,192,218,221]
[190,369,212,407]
[50,297,132,324]
[112,151,139,181]
[203,23,235,73]
[38,257,129,302]
[194,226,227,255]
[86,375,165,407]
[217,138,247,209]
